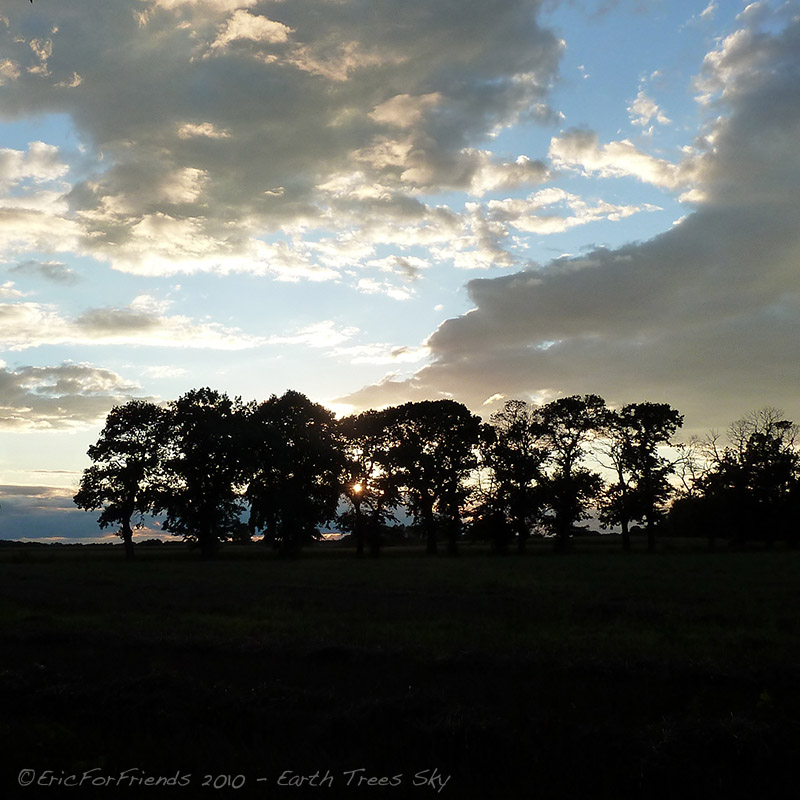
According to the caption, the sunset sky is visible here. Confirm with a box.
[1,0,799,541]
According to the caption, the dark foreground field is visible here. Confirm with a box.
[2,540,800,799]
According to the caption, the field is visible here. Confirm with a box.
[2,539,800,798]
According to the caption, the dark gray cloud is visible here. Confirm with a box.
[0,485,107,541]
[0,362,148,430]
[0,0,561,273]
[10,259,80,284]
[339,8,800,436]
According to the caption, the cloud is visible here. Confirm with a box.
[266,320,359,348]
[355,278,415,301]
[209,9,293,51]
[10,259,80,284]
[549,128,693,191]
[0,0,562,276]
[482,187,660,234]
[0,484,117,541]
[329,343,431,365]
[0,295,267,350]
[369,92,443,129]
[0,362,149,430]
[0,280,24,298]
[627,89,671,129]
[177,122,231,140]
[0,141,68,187]
[338,7,800,435]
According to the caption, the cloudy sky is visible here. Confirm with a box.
[1,0,798,541]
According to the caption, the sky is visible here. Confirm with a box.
[1,0,799,541]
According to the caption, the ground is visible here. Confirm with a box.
[1,539,799,798]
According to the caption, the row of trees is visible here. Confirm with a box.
[73,389,799,559]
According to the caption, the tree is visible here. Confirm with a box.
[74,400,168,560]
[384,400,481,555]
[538,394,607,551]
[481,399,549,552]
[600,402,684,552]
[246,390,343,557]
[338,408,400,557]
[700,408,798,547]
[157,388,247,559]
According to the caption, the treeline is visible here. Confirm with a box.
[73,389,800,559]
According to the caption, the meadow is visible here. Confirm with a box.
[2,539,799,798]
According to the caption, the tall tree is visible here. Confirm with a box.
[157,388,247,559]
[74,400,168,560]
[246,390,343,557]
[600,402,684,551]
[384,400,481,555]
[338,408,400,557]
[481,399,549,552]
[538,394,607,551]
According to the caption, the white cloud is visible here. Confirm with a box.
[330,343,431,365]
[369,93,442,129]
[0,280,23,298]
[356,278,415,301]
[0,141,68,187]
[177,122,231,140]
[209,10,293,51]
[484,187,660,234]
[549,129,693,192]
[266,320,359,348]
[627,89,671,129]
[141,365,190,379]
[464,151,549,196]
[0,297,267,351]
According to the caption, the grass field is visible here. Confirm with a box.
[2,539,799,798]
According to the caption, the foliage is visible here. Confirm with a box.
[383,399,481,554]
[157,388,248,558]
[246,390,343,556]
[337,408,401,556]
[537,394,607,548]
[480,399,549,551]
[695,408,799,546]
[599,402,683,551]
[73,400,169,559]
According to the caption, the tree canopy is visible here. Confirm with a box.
[73,400,168,560]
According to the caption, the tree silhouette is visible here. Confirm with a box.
[338,408,400,557]
[600,402,683,551]
[538,394,607,551]
[74,400,169,560]
[157,388,247,559]
[384,400,481,555]
[246,391,342,557]
[700,408,798,547]
[481,399,548,552]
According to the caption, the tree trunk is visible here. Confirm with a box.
[421,495,437,554]
[367,512,381,557]
[620,518,631,552]
[200,518,218,559]
[446,516,459,556]
[553,511,571,552]
[354,500,364,557]
[121,519,135,561]
[645,511,656,552]
[515,517,528,554]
